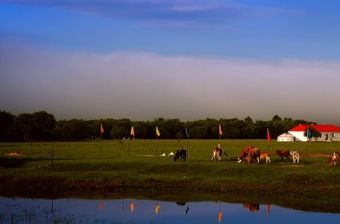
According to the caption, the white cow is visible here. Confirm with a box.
[290,151,300,164]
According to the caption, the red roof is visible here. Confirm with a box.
[290,124,340,133]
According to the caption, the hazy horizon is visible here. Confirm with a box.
[1,1,340,124]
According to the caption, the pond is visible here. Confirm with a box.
[0,197,339,224]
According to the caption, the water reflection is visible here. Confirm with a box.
[243,203,260,213]
[0,197,339,224]
[129,200,135,213]
[155,202,160,215]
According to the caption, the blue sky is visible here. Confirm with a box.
[1,0,340,122]
[1,0,340,58]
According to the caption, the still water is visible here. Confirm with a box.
[0,197,339,224]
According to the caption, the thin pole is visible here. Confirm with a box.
[101,133,103,159]
[51,142,54,169]
[307,140,309,158]
[186,139,189,160]
[122,140,125,160]
[156,137,158,154]
[128,139,131,158]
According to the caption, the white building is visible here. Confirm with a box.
[277,133,295,142]
[288,124,340,142]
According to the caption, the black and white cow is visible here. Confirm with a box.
[174,149,187,162]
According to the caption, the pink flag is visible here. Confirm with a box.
[100,124,104,134]
[218,124,223,137]
[267,128,271,142]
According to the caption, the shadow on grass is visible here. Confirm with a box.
[0,157,68,168]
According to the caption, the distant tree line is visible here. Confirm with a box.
[0,110,312,142]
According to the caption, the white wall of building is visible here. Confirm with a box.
[288,131,340,142]
[277,133,295,142]
[288,131,307,142]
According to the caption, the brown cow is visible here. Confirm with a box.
[328,152,340,166]
[238,146,260,164]
[276,150,290,161]
[259,151,271,164]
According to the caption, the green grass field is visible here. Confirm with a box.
[1,140,340,212]
[0,139,338,166]
[0,139,339,181]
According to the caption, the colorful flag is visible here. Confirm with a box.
[218,124,223,137]
[155,126,160,137]
[100,124,104,134]
[266,128,271,142]
[306,128,312,139]
[185,127,190,139]
[130,126,135,137]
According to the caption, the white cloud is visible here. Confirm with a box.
[1,46,340,123]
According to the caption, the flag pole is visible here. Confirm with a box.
[306,135,309,158]
[128,138,130,158]
[156,136,158,154]
[267,128,271,151]
[101,132,103,159]
[185,127,189,160]
[306,126,312,158]
[51,141,54,169]
[100,124,104,159]
[155,126,160,154]
[129,126,135,158]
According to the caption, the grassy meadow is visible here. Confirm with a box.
[1,139,340,212]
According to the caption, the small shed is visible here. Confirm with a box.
[277,133,295,142]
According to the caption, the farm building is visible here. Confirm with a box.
[277,133,295,142]
[288,124,340,142]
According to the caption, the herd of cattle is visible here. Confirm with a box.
[172,146,340,166]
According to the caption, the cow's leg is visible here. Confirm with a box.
[211,152,216,161]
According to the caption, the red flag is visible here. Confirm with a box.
[267,128,271,142]
[218,124,223,137]
[100,124,104,134]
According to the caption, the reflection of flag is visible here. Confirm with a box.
[130,126,135,137]
[185,206,190,215]
[185,127,190,139]
[130,201,135,213]
[267,128,271,142]
[98,201,105,209]
[100,124,104,134]
[266,204,271,216]
[218,124,223,137]
[218,211,223,223]
[156,126,160,137]
[155,203,160,215]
